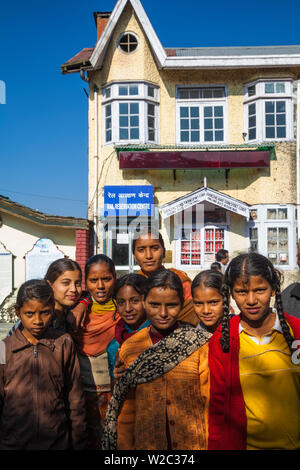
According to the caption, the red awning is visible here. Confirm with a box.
[119,150,270,170]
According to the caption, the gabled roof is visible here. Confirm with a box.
[160,187,250,220]
[62,0,300,73]
[90,0,166,69]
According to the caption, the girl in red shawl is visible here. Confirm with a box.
[71,254,119,450]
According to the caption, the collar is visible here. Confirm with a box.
[11,326,56,353]
[239,309,282,335]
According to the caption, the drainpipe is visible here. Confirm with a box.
[297,77,300,254]
[80,69,99,255]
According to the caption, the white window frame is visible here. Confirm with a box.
[175,211,229,270]
[175,85,228,145]
[102,81,159,146]
[246,204,297,269]
[243,79,294,143]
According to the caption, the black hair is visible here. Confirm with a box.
[132,228,166,258]
[15,279,55,312]
[216,249,229,262]
[44,258,82,284]
[220,252,294,353]
[210,262,222,272]
[84,254,116,282]
[113,273,146,299]
[191,269,224,296]
[143,268,184,308]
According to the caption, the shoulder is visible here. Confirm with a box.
[282,283,299,296]
[170,268,191,283]
[119,327,150,365]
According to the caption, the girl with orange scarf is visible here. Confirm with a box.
[71,254,119,450]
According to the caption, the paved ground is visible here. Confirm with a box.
[0,323,14,340]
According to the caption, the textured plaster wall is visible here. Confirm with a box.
[87,3,300,278]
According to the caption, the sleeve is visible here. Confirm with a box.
[107,339,119,380]
[207,333,226,450]
[63,336,88,450]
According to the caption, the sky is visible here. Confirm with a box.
[1,0,300,219]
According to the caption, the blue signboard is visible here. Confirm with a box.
[104,185,153,217]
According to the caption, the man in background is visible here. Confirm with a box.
[216,249,229,274]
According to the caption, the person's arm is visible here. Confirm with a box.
[66,294,92,333]
[207,333,226,450]
[113,349,127,380]
[63,335,88,450]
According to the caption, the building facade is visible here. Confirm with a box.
[62,0,300,285]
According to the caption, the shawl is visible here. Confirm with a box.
[102,323,211,450]
[73,299,120,357]
[114,318,150,346]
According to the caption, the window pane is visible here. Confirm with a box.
[214,106,223,117]
[248,85,256,96]
[277,127,286,138]
[204,131,213,141]
[190,90,199,99]
[148,116,155,128]
[180,119,189,130]
[120,128,129,140]
[249,103,256,115]
[179,90,189,99]
[278,208,287,219]
[148,130,155,141]
[106,104,111,116]
[203,89,213,98]
[106,130,112,141]
[265,83,275,94]
[204,107,213,117]
[204,119,213,130]
[148,103,155,115]
[276,101,286,113]
[181,131,189,142]
[276,83,286,93]
[276,114,286,125]
[215,131,224,141]
[119,86,128,96]
[190,107,199,118]
[249,128,256,140]
[191,119,199,130]
[265,101,275,113]
[129,85,138,95]
[266,114,275,125]
[130,128,139,139]
[130,116,139,127]
[119,116,128,127]
[267,209,277,219]
[148,86,155,97]
[249,116,256,127]
[215,118,223,129]
[130,103,139,114]
[191,131,200,142]
[180,107,189,118]
[266,127,275,138]
[119,103,128,114]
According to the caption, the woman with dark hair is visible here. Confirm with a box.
[106,274,150,379]
[102,269,211,450]
[132,228,199,326]
[8,257,84,335]
[71,254,120,450]
[208,252,300,450]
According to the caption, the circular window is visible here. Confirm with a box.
[118,32,139,53]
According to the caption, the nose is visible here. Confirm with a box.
[145,247,152,259]
[97,279,105,290]
[203,303,210,315]
[246,291,257,305]
[158,305,168,317]
[33,314,43,325]
[125,301,132,313]
[69,282,76,292]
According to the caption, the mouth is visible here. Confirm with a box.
[246,308,261,314]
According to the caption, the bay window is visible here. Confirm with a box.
[102,82,159,145]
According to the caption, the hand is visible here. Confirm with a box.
[113,351,127,379]
[66,302,88,333]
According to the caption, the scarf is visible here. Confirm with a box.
[102,323,211,450]
[114,318,150,346]
[73,299,120,356]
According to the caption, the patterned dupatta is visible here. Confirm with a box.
[102,323,211,450]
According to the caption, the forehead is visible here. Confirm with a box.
[55,270,81,281]
[193,285,222,300]
[134,234,161,248]
[20,299,52,311]
[87,262,113,276]
[234,275,271,289]
[146,286,179,302]
[116,284,140,298]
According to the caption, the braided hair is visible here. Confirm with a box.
[220,252,294,353]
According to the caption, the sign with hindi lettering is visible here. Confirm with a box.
[0,243,13,305]
[104,186,153,217]
[25,238,65,281]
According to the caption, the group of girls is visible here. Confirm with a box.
[1,228,300,450]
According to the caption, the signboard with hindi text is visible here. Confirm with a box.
[104,185,153,217]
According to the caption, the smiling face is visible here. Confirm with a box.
[232,275,275,327]
[133,233,165,276]
[19,299,53,345]
[50,270,82,310]
[116,285,146,330]
[144,286,181,336]
[86,262,116,304]
[193,284,223,332]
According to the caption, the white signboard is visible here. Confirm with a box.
[0,244,13,305]
[26,238,65,281]
[161,187,250,220]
